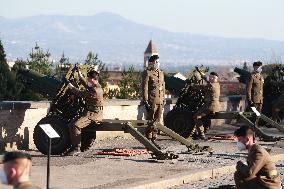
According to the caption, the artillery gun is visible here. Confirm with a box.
[234,64,284,122]
[164,66,284,142]
[17,65,210,159]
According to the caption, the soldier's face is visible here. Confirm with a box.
[209,75,218,83]
[87,76,98,85]
[254,66,262,73]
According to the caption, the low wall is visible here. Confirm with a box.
[0,96,246,152]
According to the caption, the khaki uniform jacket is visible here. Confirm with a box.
[246,71,264,104]
[204,82,220,113]
[236,144,281,189]
[15,182,42,189]
[70,78,104,110]
[142,68,165,105]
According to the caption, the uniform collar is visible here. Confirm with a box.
[14,181,32,189]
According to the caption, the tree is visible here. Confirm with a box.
[28,43,52,75]
[0,40,22,100]
[0,39,9,100]
[117,66,141,99]
[11,59,44,101]
[54,52,71,79]
[84,51,109,91]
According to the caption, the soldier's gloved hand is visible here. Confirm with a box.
[163,99,166,106]
[144,101,151,112]
[74,64,79,71]
[62,77,70,84]
[247,100,253,107]
[236,161,244,170]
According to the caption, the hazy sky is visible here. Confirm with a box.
[1,0,284,41]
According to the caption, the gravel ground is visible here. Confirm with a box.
[171,161,284,189]
[1,124,284,189]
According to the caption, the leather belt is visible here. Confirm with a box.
[87,105,103,111]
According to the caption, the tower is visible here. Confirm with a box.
[144,40,158,69]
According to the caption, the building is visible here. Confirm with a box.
[144,40,158,69]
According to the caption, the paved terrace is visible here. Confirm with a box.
[1,124,283,189]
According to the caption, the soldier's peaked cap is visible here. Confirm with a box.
[87,65,100,78]
[148,55,159,63]
[210,72,219,77]
[2,151,32,163]
[253,61,262,67]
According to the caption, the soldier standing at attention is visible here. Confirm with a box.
[246,61,264,118]
[191,72,220,140]
[234,126,281,189]
[66,65,104,155]
[142,55,165,140]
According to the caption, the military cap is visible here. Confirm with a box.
[148,55,159,63]
[87,65,100,78]
[253,61,262,67]
[234,126,254,137]
[2,151,32,163]
[210,72,219,77]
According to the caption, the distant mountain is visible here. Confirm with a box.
[1,12,284,68]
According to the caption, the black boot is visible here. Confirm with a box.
[65,146,81,156]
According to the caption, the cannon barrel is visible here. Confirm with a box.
[17,69,62,99]
[164,73,186,96]
[233,67,250,84]
[17,68,188,98]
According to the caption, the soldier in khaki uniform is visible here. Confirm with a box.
[246,61,264,114]
[142,55,165,140]
[191,72,220,140]
[234,126,282,189]
[66,66,104,155]
[1,151,41,189]
[271,79,284,122]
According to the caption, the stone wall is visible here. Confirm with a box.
[0,96,246,152]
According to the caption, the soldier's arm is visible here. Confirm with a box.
[163,72,166,98]
[77,70,88,88]
[238,149,266,180]
[246,74,253,104]
[67,83,89,98]
[142,70,149,102]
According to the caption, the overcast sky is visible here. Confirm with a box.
[1,0,284,41]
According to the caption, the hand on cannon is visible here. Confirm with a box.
[62,77,70,84]
[144,101,151,112]
[74,64,79,71]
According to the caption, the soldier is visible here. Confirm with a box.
[246,61,264,115]
[142,55,165,140]
[271,77,284,122]
[234,126,281,189]
[0,151,41,189]
[191,71,220,140]
[66,65,104,155]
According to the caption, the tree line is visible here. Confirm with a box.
[0,39,141,101]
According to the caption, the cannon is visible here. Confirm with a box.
[17,66,210,159]
[234,65,284,121]
[163,66,284,142]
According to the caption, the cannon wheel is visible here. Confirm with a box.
[33,115,71,155]
[164,108,194,138]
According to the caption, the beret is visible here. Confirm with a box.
[3,151,32,163]
[234,126,254,137]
